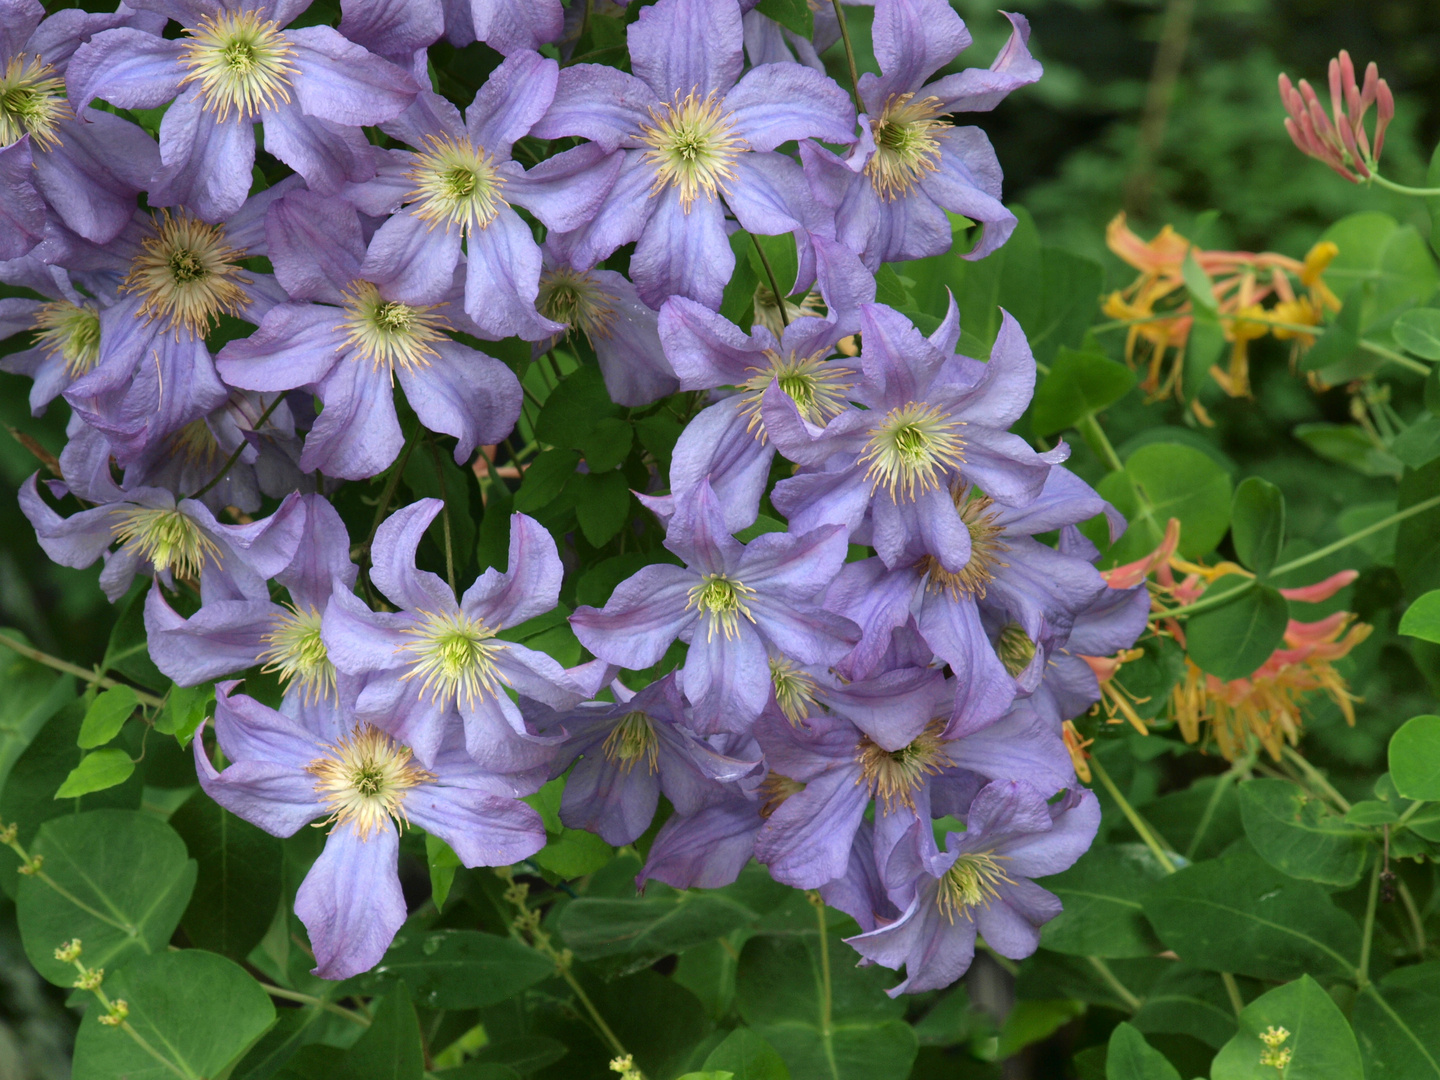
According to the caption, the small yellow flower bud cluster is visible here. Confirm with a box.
[73,966,104,991]
[53,939,83,963]
[609,1054,643,1080]
[1259,1025,1293,1071]
[98,1000,129,1027]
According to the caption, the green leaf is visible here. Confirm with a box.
[1397,458,1440,599]
[996,999,1085,1059]
[557,894,756,974]
[749,232,800,298]
[1028,246,1104,364]
[573,469,633,546]
[1095,442,1232,564]
[703,1028,791,1080]
[1353,962,1440,1079]
[735,932,916,1080]
[735,515,788,542]
[873,264,914,309]
[753,0,812,35]
[0,636,74,791]
[1038,845,1167,958]
[1104,1022,1180,1080]
[17,809,196,986]
[635,414,682,471]
[1394,308,1440,359]
[535,365,620,448]
[1030,348,1136,438]
[169,792,283,960]
[1182,249,1218,313]
[1237,778,1368,886]
[71,950,275,1080]
[153,682,213,745]
[1184,310,1227,400]
[1293,423,1403,478]
[1211,975,1363,1080]
[342,983,425,1080]
[1140,844,1361,981]
[54,747,135,797]
[1400,591,1440,643]
[77,687,138,749]
[347,929,554,1010]
[1393,415,1440,470]
[529,825,613,877]
[513,448,580,512]
[1131,965,1240,1049]
[720,231,761,328]
[1230,477,1285,577]
[1428,363,1440,417]
[425,832,461,910]
[101,586,165,691]
[1184,576,1288,681]
[1389,714,1440,801]
[578,416,633,473]
[1343,800,1398,826]
[476,479,513,572]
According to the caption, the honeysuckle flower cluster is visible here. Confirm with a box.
[2,0,1139,993]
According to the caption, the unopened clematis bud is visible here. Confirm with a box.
[1278,51,1392,182]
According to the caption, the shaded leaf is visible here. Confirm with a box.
[1211,975,1363,1080]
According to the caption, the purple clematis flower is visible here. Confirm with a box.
[0,262,105,414]
[0,0,161,249]
[571,481,859,735]
[195,681,547,979]
[59,183,298,466]
[322,499,599,769]
[528,674,758,846]
[530,0,855,309]
[638,788,765,892]
[358,50,621,340]
[215,189,521,480]
[442,0,563,55]
[145,492,357,696]
[648,238,875,532]
[19,475,304,601]
[800,0,1041,268]
[66,0,419,223]
[336,0,442,74]
[532,244,677,407]
[847,779,1098,995]
[766,302,1064,572]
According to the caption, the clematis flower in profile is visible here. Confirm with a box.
[0,262,105,414]
[322,499,601,769]
[527,674,758,846]
[216,189,521,481]
[19,476,304,601]
[570,481,859,735]
[0,0,161,252]
[847,779,1098,995]
[799,0,1041,269]
[531,0,855,309]
[359,50,621,340]
[194,682,548,979]
[765,302,1063,574]
[66,0,419,223]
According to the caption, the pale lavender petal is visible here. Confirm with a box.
[287,25,418,125]
[18,473,116,569]
[560,753,660,845]
[550,150,654,270]
[663,479,741,575]
[639,798,760,890]
[927,12,1041,113]
[505,143,623,232]
[917,128,1014,261]
[627,0,742,100]
[529,64,656,152]
[918,594,1015,736]
[66,28,183,113]
[464,48,556,153]
[737,522,850,595]
[867,0,970,101]
[681,618,769,734]
[150,89,256,223]
[210,684,326,773]
[397,338,521,463]
[33,112,157,245]
[145,588,273,684]
[666,400,774,534]
[0,139,45,259]
[406,787,546,865]
[570,563,696,669]
[846,889,977,995]
[262,102,376,197]
[461,512,561,626]
[216,302,344,391]
[304,358,404,479]
[631,185,732,310]
[265,189,365,304]
[725,62,854,149]
[296,825,406,979]
[339,0,443,60]
[723,151,809,239]
[659,295,763,388]
[464,205,563,340]
[370,498,458,614]
[756,759,868,888]
[469,0,563,54]
[277,494,358,609]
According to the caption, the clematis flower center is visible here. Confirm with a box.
[338,281,449,377]
[259,605,337,704]
[935,850,1014,923]
[122,211,251,337]
[759,771,805,818]
[398,609,507,707]
[536,267,619,342]
[769,656,819,725]
[686,573,757,642]
[639,91,745,211]
[168,418,225,470]
[860,402,965,501]
[739,350,852,440]
[178,9,296,121]
[920,494,1009,598]
[601,711,660,774]
[406,135,508,235]
[307,725,435,839]
[855,720,954,812]
[0,55,72,150]
[865,93,949,201]
[110,506,221,580]
[995,623,1036,677]
[31,301,100,377]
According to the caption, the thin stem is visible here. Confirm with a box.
[1075,414,1124,473]
[1397,880,1427,956]
[1123,0,1196,215]
[1156,581,1257,621]
[1089,755,1178,873]
[187,395,284,501]
[1358,856,1381,988]
[750,232,790,328]
[1359,338,1432,376]
[1087,956,1142,1011]
[1281,746,1351,812]
[1186,759,1248,860]
[1270,493,1440,579]
[809,892,834,1037]
[1371,173,1440,198]
[0,634,164,708]
[360,423,426,564]
[427,439,457,593]
[1397,800,1424,828]
[258,983,370,1026]
[828,0,866,118]
[1220,972,1245,1019]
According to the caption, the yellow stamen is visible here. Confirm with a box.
[638,91,745,211]
[121,211,251,338]
[685,573,758,642]
[918,493,1009,597]
[397,609,508,708]
[406,135,508,235]
[855,719,954,812]
[178,9,296,122]
[601,711,660,774]
[110,506,221,580]
[337,281,449,377]
[769,657,819,724]
[259,604,337,704]
[738,349,852,440]
[935,850,1014,923]
[536,266,619,342]
[865,93,949,201]
[759,771,805,818]
[307,725,434,839]
[31,301,100,378]
[0,55,72,150]
[859,402,965,501]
